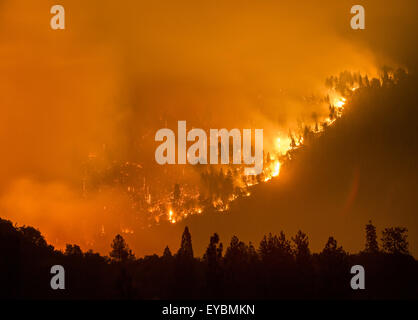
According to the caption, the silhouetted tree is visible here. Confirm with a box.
[203,233,223,297]
[177,226,194,259]
[225,235,250,264]
[203,233,223,266]
[381,227,409,255]
[259,232,292,262]
[318,236,349,297]
[258,232,295,297]
[19,226,47,247]
[110,234,134,262]
[163,246,172,258]
[364,220,379,253]
[174,227,197,298]
[322,236,346,257]
[292,230,311,263]
[65,244,83,256]
[292,230,314,297]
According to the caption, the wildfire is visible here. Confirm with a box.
[112,91,350,229]
[325,118,337,126]
[120,87,349,227]
[335,98,346,108]
[121,228,134,234]
[168,209,175,223]
[264,160,281,182]
[85,85,353,231]
[272,161,280,177]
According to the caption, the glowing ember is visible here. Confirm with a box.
[168,209,174,223]
[121,228,134,234]
[335,98,346,108]
[272,162,280,177]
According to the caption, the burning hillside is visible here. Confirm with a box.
[79,71,374,233]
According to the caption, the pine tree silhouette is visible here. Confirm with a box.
[177,226,194,259]
[110,234,134,262]
[365,220,379,253]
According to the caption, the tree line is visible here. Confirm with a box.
[0,217,416,299]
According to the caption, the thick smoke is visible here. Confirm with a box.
[0,0,416,255]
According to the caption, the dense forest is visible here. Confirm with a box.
[0,217,416,299]
[1,69,418,300]
[150,67,418,261]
